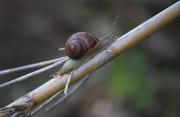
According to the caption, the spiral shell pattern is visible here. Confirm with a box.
[65,32,99,60]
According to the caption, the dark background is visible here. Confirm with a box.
[0,0,179,117]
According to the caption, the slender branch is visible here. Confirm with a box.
[0,58,63,76]
[0,1,179,117]
[0,57,68,88]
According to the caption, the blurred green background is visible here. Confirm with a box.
[0,0,179,117]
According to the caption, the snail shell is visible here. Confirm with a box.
[65,32,100,60]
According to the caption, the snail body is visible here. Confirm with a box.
[58,32,115,75]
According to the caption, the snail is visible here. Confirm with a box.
[57,17,118,94]
[65,32,100,60]
[58,31,115,75]
[58,31,115,94]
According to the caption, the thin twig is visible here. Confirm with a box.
[0,57,68,88]
[64,71,72,95]
[58,48,65,51]
[0,58,63,76]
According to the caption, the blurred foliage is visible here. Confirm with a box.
[109,48,155,109]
